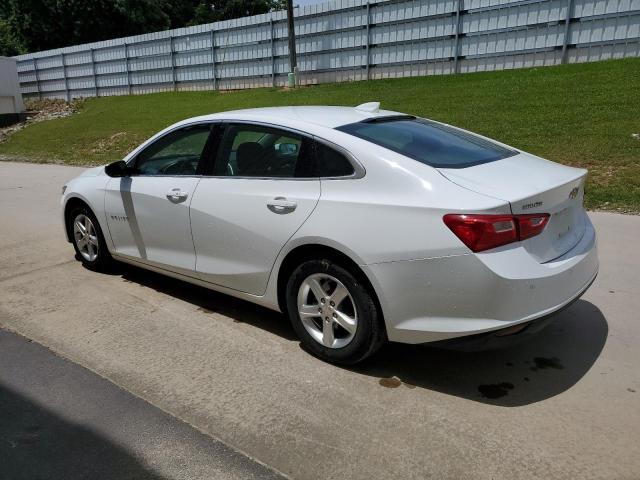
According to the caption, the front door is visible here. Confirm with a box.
[104,123,213,274]
[190,122,320,295]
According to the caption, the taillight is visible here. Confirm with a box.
[443,213,549,252]
[517,214,550,240]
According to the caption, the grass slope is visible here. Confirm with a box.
[1,58,638,211]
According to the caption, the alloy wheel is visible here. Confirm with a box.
[73,213,99,262]
[297,273,358,348]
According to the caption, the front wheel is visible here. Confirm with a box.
[68,205,113,272]
[285,259,386,365]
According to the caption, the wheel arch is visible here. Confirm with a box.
[63,196,93,242]
[63,195,105,244]
[275,243,384,323]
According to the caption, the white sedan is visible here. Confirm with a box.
[62,103,598,364]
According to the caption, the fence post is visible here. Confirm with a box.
[33,58,41,100]
[365,0,371,80]
[90,48,99,97]
[453,0,463,74]
[270,18,276,87]
[61,53,70,101]
[561,0,575,64]
[124,42,132,95]
[170,34,177,91]
[211,29,217,91]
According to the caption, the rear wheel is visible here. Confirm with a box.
[286,259,385,365]
[67,205,113,272]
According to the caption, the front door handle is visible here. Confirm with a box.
[267,196,297,214]
[166,188,189,203]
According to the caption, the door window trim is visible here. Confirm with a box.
[206,120,365,181]
[125,120,220,178]
[313,136,365,180]
[211,121,315,180]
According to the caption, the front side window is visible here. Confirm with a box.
[134,124,212,176]
[214,124,314,178]
[336,118,516,169]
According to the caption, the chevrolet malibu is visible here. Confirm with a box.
[61,103,598,364]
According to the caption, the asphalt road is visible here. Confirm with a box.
[1,161,639,479]
[0,329,282,480]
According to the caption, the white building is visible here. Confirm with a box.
[0,56,25,126]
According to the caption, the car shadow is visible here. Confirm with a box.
[104,262,607,407]
[110,261,298,341]
[348,299,608,406]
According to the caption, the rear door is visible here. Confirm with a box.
[104,123,214,274]
[190,122,320,295]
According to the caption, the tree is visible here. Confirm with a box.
[0,0,286,55]
[158,0,201,29]
[191,0,285,25]
[0,18,25,56]
[0,0,170,52]
[190,1,218,25]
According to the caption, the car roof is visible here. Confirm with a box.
[185,104,406,130]
[124,104,410,163]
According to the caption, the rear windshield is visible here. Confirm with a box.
[336,117,516,168]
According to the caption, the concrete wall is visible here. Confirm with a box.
[0,57,25,114]
[12,0,640,100]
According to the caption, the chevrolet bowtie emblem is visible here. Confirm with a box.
[569,187,579,200]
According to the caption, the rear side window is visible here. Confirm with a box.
[315,142,355,177]
[214,123,315,178]
[336,118,516,169]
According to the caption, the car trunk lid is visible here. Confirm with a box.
[439,152,587,263]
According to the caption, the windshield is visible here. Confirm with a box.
[336,118,517,168]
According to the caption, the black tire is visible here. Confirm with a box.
[67,204,114,272]
[285,258,386,365]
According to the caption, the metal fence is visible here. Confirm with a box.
[13,0,640,100]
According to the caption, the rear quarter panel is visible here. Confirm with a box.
[295,133,511,265]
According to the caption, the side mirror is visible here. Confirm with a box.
[105,160,130,178]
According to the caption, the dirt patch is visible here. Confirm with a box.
[0,99,81,144]
[90,132,130,154]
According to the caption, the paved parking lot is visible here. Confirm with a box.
[1,161,639,479]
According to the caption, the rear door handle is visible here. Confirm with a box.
[166,188,189,202]
[267,196,297,214]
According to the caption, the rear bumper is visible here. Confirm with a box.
[364,214,598,344]
[427,271,596,351]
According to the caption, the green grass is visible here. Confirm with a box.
[1,58,639,212]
